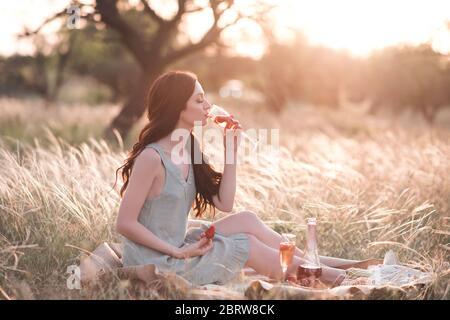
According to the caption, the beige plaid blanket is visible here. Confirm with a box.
[78,242,430,300]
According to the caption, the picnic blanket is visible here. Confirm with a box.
[78,242,432,300]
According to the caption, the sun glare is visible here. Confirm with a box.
[0,0,448,58]
[276,0,450,56]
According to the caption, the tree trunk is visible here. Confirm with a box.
[48,34,76,103]
[103,69,162,143]
[422,104,436,125]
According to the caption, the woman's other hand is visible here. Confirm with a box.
[174,237,213,259]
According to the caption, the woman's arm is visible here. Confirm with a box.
[212,129,239,212]
[116,149,180,258]
[212,162,237,212]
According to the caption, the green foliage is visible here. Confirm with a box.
[250,32,450,120]
[362,45,450,121]
[67,24,140,102]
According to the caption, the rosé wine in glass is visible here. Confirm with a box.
[207,104,259,150]
[279,233,296,281]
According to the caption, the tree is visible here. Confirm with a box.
[5,31,77,103]
[25,0,272,141]
[67,22,140,102]
[363,44,450,123]
[254,31,354,112]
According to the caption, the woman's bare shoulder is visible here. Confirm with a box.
[133,147,162,173]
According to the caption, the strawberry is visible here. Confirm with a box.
[204,225,215,240]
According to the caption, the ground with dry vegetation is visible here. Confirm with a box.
[0,98,449,299]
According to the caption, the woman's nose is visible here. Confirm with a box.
[204,100,211,110]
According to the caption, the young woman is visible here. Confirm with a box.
[114,70,380,286]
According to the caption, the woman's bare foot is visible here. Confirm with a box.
[334,258,383,270]
[341,277,370,286]
[331,274,346,288]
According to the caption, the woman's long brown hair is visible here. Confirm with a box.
[113,70,222,218]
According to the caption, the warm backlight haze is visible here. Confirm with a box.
[0,0,449,58]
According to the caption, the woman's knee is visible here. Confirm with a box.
[236,210,259,224]
[214,211,261,237]
[246,233,258,244]
[236,211,261,235]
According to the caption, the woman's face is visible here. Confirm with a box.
[179,80,211,128]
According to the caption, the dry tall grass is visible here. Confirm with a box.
[0,98,449,299]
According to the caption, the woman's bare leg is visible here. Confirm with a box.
[245,234,346,284]
[213,211,362,268]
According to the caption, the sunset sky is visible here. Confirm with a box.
[1,0,449,58]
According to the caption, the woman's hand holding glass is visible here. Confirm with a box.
[207,104,258,152]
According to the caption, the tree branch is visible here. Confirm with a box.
[185,5,208,14]
[140,0,165,24]
[146,0,188,57]
[172,0,187,23]
[19,2,96,37]
[96,0,148,67]
[163,0,248,64]
[19,9,67,37]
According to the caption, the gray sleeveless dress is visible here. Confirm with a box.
[121,140,250,286]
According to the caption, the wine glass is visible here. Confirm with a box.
[207,104,259,150]
[279,233,296,281]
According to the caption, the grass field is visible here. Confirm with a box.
[0,98,449,299]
